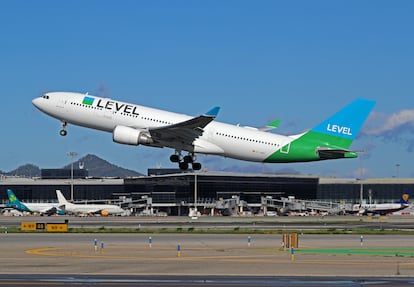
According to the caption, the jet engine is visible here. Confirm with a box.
[113,126,153,146]
[101,210,109,216]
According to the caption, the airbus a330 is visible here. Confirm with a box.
[32,92,375,170]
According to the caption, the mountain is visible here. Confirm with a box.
[4,154,142,178]
[6,164,41,177]
[62,154,143,177]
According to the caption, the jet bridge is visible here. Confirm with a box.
[127,196,153,215]
[261,196,343,215]
[215,196,250,216]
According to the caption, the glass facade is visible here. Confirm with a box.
[123,174,319,204]
[1,174,413,208]
[318,183,414,204]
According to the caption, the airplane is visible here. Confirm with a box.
[32,92,376,170]
[6,189,64,216]
[350,190,410,216]
[55,190,125,216]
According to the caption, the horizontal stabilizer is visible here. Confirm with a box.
[317,148,358,159]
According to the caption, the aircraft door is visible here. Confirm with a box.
[56,99,67,109]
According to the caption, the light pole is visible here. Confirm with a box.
[396,163,400,178]
[194,173,198,217]
[67,152,78,202]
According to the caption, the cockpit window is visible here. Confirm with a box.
[42,95,49,99]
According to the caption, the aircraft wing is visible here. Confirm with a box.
[87,209,103,214]
[259,119,281,131]
[39,206,58,216]
[148,107,220,147]
[86,208,115,216]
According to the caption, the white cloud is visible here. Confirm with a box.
[363,110,414,152]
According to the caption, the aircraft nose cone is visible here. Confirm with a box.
[32,97,41,108]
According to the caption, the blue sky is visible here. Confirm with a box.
[1,1,413,178]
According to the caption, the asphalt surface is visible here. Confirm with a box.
[0,275,413,286]
[1,214,414,230]
[1,216,414,286]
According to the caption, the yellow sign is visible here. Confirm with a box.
[21,222,37,231]
[21,222,68,232]
[46,223,68,232]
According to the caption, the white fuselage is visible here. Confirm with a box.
[56,189,125,215]
[65,203,125,215]
[23,203,60,214]
[352,203,408,214]
[33,92,292,162]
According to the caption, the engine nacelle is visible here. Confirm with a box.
[101,210,109,216]
[113,126,153,146]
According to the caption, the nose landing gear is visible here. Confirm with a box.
[59,121,67,136]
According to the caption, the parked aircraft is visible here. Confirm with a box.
[56,190,125,216]
[32,92,375,170]
[6,189,64,216]
[351,190,410,215]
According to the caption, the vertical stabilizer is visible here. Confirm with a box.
[265,98,375,163]
[56,190,72,209]
[6,189,30,212]
[7,189,19,204]
[311,98,376,145]
[399,190,410,204]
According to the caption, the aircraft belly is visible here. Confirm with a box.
[64,108,116,132]
[214,139,273,162]
[193,139,224,155]
[232,146,274,162]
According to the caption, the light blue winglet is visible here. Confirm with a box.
[205,106,220,118]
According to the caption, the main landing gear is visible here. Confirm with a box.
[59,121,67,136]
[170,152,202,171]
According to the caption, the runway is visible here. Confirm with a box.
[0,232,414,285]
[0,275,413,286]
[1,216,414,286]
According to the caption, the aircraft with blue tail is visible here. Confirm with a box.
[351,190,411,216]
[6,189,64,216]
[32,92,375,170]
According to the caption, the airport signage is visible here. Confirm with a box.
[20,222,67,232]
[21,222,45,231]
[46,223,68,232]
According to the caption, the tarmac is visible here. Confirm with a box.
[1,216,414,286]
[1,232,414,277]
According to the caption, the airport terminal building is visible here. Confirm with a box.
[0,170,413,215]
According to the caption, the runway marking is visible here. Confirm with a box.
[25,246,414,267]
[298,248,414,256]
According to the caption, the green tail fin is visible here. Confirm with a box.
[265,98,375,163]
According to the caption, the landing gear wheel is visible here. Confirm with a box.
[170,154,180,163]
[192,162,202,170]
[60,121,67,136]
[179,162,189,170]
[183,155,193,163]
